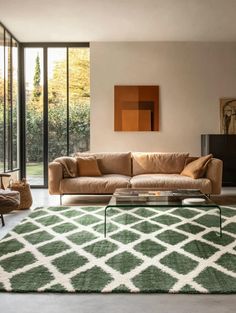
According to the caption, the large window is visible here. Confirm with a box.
[0,22,89,185]
[48,48,67,162]
[24,45,90,186]
[69,48,90,155]
[12,39,19,169]
[0,24,19,173]
[25,48,44,185]
[0,27,4,172]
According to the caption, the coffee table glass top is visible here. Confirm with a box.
[108,188,215,207]
[105,188,222,237]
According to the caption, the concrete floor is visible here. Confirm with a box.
[1,188,236,313]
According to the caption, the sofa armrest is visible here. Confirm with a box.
[48,162,63,195]
[205,158,223,195]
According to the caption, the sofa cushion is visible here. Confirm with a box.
[75,152,132,176]
[76,156,102,177]
[130,174,211,194]
[181,154,213,179]
[60,174,131,194]
[54,157,77,178]
[132,152,189,175]
[184,156,198,166]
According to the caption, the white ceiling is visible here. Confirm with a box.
[1,0,236,42]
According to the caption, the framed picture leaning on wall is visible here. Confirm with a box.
[220,98,236,134]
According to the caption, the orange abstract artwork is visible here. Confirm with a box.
[114,86,159,131]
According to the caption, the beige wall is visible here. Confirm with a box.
[90,42,236,155]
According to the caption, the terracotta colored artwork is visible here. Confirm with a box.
[220,98,236,134]
[114,86,159,131]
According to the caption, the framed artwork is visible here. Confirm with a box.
[220,98,236,134]
[114,85,159,131]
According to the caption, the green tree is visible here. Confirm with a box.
[33,54,41,100]
[26,48,90,163]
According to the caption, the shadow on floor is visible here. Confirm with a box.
[211,195,236,206]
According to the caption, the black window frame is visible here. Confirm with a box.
[0,21,90,185]
[21,42,90,188]
[0,22,20,174]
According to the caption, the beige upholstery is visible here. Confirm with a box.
[132,152,189,175]
[48,152,223,195]
[181,154,213,179]
[76,152,132,176]
[130,174,212,194]
[205,158,223,194]
[60,174,131,194]
[76,156,102,176]
[55,157,77,177]
[48,162,63,195]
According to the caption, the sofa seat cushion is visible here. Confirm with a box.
[130,174,211,194]
[60,174,131,194]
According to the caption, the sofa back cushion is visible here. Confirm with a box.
[132,152,189,175]
[75,152,132,176]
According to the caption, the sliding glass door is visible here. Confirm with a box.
[68,48,90,154]
[0,24,20,174]
[24,45,90,186]
[25,48,44,185]
[12,39,19,170]
[0,27,4,172]
[48,48,67,162]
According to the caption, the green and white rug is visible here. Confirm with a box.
[0,205,236,293]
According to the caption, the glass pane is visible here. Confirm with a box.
[48,48,67,162]
[25,48,44,185]
[12,39,19,169]
[0,27,4,172]
[69,48,90,154]
[5,32,11,171]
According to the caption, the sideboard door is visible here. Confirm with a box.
[201,134,236,187]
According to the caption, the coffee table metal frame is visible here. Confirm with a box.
[104,195,222,238]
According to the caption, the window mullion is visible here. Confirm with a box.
[66,47,69,156]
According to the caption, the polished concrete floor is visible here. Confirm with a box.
[1,188,236,313]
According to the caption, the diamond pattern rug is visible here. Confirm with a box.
[0,205,236,293]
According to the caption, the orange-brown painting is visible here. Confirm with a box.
[114,86,159,131]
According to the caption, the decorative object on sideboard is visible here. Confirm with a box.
[114,85,159,131]
[220,98,236,134]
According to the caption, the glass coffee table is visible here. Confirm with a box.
[104,188,222,237]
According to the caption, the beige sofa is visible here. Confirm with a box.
[48,152,223,197]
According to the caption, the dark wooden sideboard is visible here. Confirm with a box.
[201,134,236,187]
